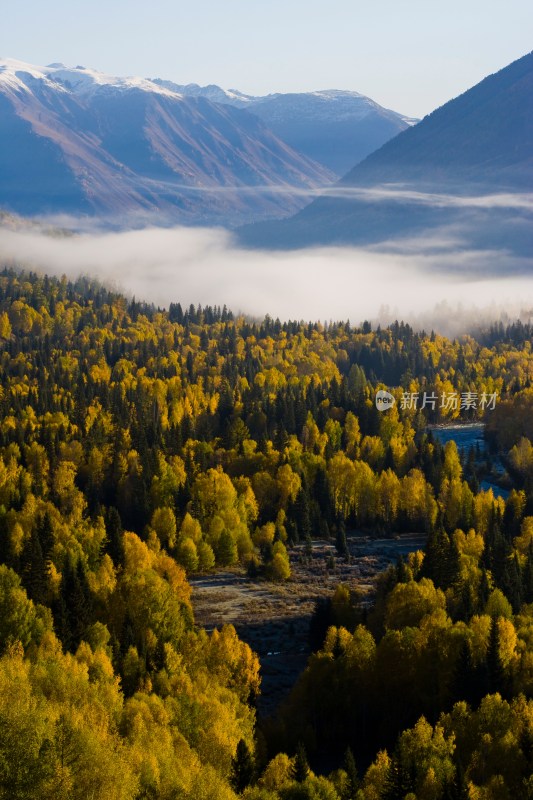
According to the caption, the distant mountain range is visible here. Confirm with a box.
[0,59,413,226]
[241,51,533,257]
[0,59,333,224]
[151,80,416,175]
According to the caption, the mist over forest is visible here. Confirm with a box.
[1,222,533,337]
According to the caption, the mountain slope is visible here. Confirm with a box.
[339,50,533,187]
[0,59,333,225]
[153,79,415,175]
[240,51,533,253]
[245,90,415,175]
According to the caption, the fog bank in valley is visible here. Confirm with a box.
[0,223,532,336]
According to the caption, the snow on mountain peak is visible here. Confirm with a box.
[150,78,255,105]
[0,58,415,126]
[49,65,182,97]
[0,58,183,100]
[0,58,67,96]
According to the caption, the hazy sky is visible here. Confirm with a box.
[2,0,532,117]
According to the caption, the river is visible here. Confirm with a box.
[427,422,509,499]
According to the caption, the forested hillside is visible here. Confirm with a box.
[2,269,533,798]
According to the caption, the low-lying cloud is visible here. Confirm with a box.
[129,183,533,212]
[35,184,533,214]
[320,186,533,211]
[1,223,533,336]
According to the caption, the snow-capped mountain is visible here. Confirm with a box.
[151,78,255,106]
[150,80,416,175]
[1,59,180,98]
[0,59,334,224]
[247,90,416,175]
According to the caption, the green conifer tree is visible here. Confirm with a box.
[231,739,255,793]
[293,742,310,782]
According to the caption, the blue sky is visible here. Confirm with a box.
[2,0,532,117]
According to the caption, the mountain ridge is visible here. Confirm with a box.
[239,50,533,254]
[151,77,416,174]
[0,58,335,225]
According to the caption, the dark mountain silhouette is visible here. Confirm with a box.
[240,51,533,256]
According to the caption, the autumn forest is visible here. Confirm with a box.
[3,269,533,799]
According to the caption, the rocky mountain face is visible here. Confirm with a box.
[153,80,416,175]
[0,59,334,225]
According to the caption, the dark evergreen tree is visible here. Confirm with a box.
[230,739,255,793]
[523,541,533,603]
[336,522,348,558]
[51,590,72,652]
[104,506,125,568]
[478,568,491,611]
[451,639,481,707]
[314,467,335,526]
[20,528,48,606]
[446,535,462,589]
[500,552,523,612]
[455,582,474,622]
[294,484,312,540]
[0,514,10,566]
[286,519,299,545]
[487,616,505,696]
[343,747,359,799]
[421,524,450,589]
[293,742,310,782]
[59,557,94,652]
[503,490,526,541]
[383,754,416,800]
[308,598,332,652]
[36,512,54,564]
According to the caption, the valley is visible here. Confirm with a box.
[191,533,427,715]
[0,27,532,798]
